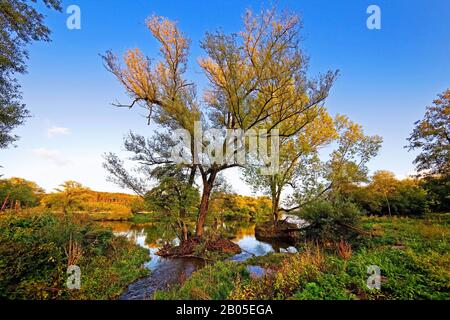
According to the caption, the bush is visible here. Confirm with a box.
[229,247,325,300]
[300,200,362,242]
[0,178,43,209]
[0,212,148,299]
[388,184,428,216]
[420,174,450,213]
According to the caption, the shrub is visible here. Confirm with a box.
[345,173,430,216]
[388,183,428,216]
[229,247,325,300]
[0,212,148,299]
[0,178,43,209]
[300,199,362,242]
[420,174,450,213]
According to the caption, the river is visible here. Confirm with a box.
[99,219,301,300]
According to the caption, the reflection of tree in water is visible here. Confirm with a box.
[103,219,295,257]
[142,223,177,247]
[215,221,254,239]
[232,224,256,240]
[263,239,296,253]
[98,221,134,233]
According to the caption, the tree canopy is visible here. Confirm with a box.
[103,8,338,237]
[407,88,450,176]
[0,0,61,149]
[0,177,44,209]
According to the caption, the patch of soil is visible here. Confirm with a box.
[255,220,303,243]
[156,236,241,258]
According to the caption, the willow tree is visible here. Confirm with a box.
[103,8,337,238]
[243,108,336,221]
[243,111,382,220]
[286,115,382,213]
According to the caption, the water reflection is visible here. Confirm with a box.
[99,219,301,299]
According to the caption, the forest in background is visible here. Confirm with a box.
[1,169,448,220]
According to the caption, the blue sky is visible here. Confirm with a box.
[1,0,449,194]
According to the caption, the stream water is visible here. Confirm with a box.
[99,219,301,300]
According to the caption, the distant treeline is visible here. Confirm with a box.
[338,171,449,216]
[1,172,448,221]
[209,193,272,221]
[0,179,144,219]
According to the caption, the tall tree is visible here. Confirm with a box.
[407,89,450,176]
[284,115,382,213]
[243,107,336,221]
[0,0,61,149]
[103,8,337,238]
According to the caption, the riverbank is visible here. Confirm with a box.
[1,211,448,300]
[110,220,293,299]
[0,211,149,299]
[153,214,450,300]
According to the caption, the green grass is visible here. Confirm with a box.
[153,261,249,300]
[153,214,450,300]
[1,212,448,300]
[293,215,450,300]
[244,253,287,269]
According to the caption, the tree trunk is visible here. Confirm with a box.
[384,193,392,217]
[272,194,280,222]
[271,180,281,222]
[178,166,197,242]
[1,194,9,211]
[182,221,188,241]
[196,182,212,237]
[188,166,196,185]
[196,171,217,237]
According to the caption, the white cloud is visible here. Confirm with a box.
[33,148,70,166]
[47,126,70,138]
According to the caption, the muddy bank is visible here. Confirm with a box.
[157,236,242,258]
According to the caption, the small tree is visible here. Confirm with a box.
[243,108,336,221]
[43,181,90,215]
[144,166,199,241]
[369,171,397,216]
